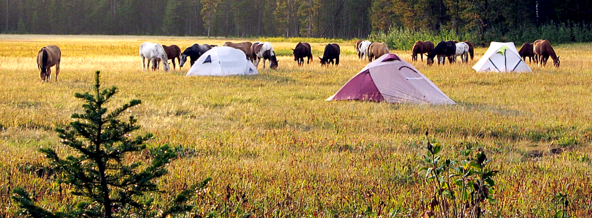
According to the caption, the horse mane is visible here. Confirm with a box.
[428,41,445,59]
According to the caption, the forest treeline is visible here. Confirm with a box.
[1,0,591,45]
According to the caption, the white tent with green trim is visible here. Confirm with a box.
[472,42,531,73]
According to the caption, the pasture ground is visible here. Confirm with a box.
[0,35,591,216]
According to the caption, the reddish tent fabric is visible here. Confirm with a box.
[326,53,455,105]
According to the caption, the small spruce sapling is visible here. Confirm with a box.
[12,71,210,218]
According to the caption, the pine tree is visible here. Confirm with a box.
[12,71,210,218]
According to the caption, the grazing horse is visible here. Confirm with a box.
[454,42,470,63]
[534,39,560,67]
[367,42,389,62]
[292,42,313,66]
[518,42,535,63]
[162,45,181,70]
[36,45,61,82]
[223,41,254,61]
[252,42,278,69]
[427,41,456,66]
[319,43,341,66]
[411,40,434,62]
[139,42,170,72]
[356,40,372,60]
[180,44,212,67]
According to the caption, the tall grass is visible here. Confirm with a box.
[0,35,591,216]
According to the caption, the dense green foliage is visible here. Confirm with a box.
[11,71,210,217]
[1,0,592,43]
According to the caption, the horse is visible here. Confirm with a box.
[292,42,313,66]
[411,40,434,62]
[179,44,212,67]
[454,42,470,63]
[162,45,181,70]
[518,42,535,63]
[252,42,278,69]
[534,39,560,67]
[223,41,254,61]
[464,41,474,60]
[36,45,61,82]
[319,43,340,66]
[356,40,372,60]
[367,42,389,62]
[139,42,170,72]
[427,41,456,66]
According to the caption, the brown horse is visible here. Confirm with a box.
[411,40,434,62]
[534,39,560,67]
[162,45,181,70]
[367,42,389,62]
[36,45,61,82]
[223,41,254,61]
[518,42,535,63]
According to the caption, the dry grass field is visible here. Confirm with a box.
[0,35,591,217]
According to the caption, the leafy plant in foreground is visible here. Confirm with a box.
[12,71,211,218]
[420,132,498,218]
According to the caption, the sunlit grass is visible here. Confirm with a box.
[0,34,591,216]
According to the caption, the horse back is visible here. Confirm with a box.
[519,43,533,56]
[38,45,61,67]
[538,40,557,58]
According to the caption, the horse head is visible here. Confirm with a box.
[554,56,560,67]
[180,54,188,67]
[318,57,327,66]
[270,56,279,69]
[427,57,434,66]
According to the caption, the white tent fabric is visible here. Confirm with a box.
[472,42,531,73]
[186,47,258,76]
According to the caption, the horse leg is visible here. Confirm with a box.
[336,56,339,66]
[55,62,60,82]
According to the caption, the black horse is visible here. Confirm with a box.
[180,44,212,67]
[319,43,340,66]
[292,42,312,66]
[427,41,456,66]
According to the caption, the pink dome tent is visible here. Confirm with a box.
[326,53,455,105]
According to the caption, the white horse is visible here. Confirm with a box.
[139,42,170,72]
[252,42,278,69]
[454,42,470,63]
[358,40,372,60]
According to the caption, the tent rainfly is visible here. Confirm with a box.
[472,42,532,73]
[186,46,258,76]
[326,53,455,105]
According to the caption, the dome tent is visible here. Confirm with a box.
[472,42,531,73]
[186,46,258,76]
[326,53,455,105]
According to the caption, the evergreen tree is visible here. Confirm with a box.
[12,71,210,218]
[201,0,221,37]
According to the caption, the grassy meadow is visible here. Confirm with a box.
[0,34,591,217]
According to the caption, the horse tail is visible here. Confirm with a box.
[465,41,474,60]
[41,48,49,70]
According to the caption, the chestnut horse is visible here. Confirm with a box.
[518,42,535,63]
[223,41,254,61]
[427,41,456,66]
[367,42,389,62]
[534,39,560,67]
[411,40,434,62]
[36,45,61,82]
[162,45,181,70]
[292,42,313,66]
